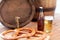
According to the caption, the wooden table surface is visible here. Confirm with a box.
[0,14,60,40]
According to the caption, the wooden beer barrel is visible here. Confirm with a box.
[0,0,35,28]
[32,0,56,21]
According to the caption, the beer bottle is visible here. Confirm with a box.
[37,7,44,31]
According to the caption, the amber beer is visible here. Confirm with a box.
[44,16,53,33]
[38,7,44,31]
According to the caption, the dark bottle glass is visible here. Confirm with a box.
[37,7,44,31]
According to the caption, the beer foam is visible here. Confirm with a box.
[44,16,54,20]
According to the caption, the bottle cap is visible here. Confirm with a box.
[39,7,43,9]
[39,7,43,12]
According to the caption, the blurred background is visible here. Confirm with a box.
[0,0,60,14]
[0,0,59,26]
[55,0,60,14]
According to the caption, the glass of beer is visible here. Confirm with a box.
[44,16,54,33]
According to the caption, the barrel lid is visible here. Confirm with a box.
[0,0,35,28]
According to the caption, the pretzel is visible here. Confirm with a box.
[1,30,17,40]
[28,31,46,40]
[14,28,36,38]
[2,30,14,35]
[1,28,47,40]
[34,31,47,40]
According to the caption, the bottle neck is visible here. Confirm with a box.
[38,7,44,18]
[39,11,44,18]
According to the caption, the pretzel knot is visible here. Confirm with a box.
[14,28,36,38]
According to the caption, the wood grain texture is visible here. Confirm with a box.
[0,14,60,40]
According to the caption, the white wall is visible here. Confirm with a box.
[0,0,2,3]
[55,0,60,14]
